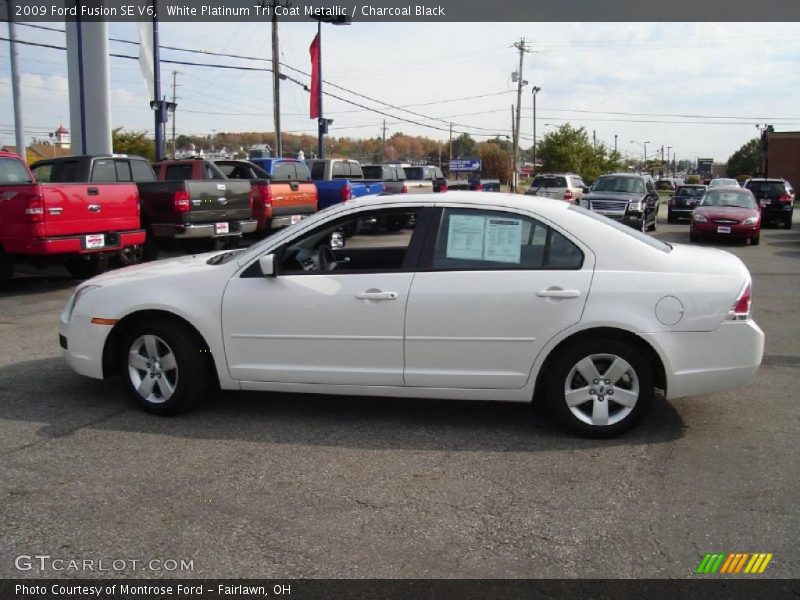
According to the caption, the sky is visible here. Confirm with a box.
[2,21,800,164]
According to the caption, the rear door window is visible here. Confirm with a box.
[309,162,325,180]
[91,159,117,182]
[164,164,193,181]
[31,163,53,183]
[130,160,155,182]
[114,160,133,182]
[0,157,34,184]
[332,162,347,179]
[272,163,295,180]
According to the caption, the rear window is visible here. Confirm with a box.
[701,190,757,209]
[0,157,33,184]
[31,163,53,183]
[163,164,194,181]
[362,166,382,179]
[404,167,423,180]
[310,162,325,180]
[675,186,705,198]
[272,163,295,180]
[569,204,672,253]
[745,181,786,196]
[531,175,567,188]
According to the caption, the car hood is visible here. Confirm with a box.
[86,251,228,287]
[693,206,758,220]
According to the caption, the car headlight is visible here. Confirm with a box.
[742,216,759,225]
[628,201,643,212]
[693,213,708,222]
[61,285,102,323]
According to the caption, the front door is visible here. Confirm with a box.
[222,206,429,386]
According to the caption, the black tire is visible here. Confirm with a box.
[667,211,676,224]
[750,234,760,246]
[0,250,14,290]
[785,214,793,229]
[142,229,160,262]
[120,318,209,415]
[545,337,655,438]
[647,211,657,232]
[65,254,105,280]
[689,231,699,243]
[118,244,144,267]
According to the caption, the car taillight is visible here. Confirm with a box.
[341,183,353,202]
[564,189,574,201]
[440,182,448,193]
[173,189,191,212]
[471,182,483,191]
[779,194,792,203]
[728,281,751,321]
[400,184,408,194]
[24,194,45,222]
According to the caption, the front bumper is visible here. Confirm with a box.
[691,221,760,239]
[59,313,111,380]
[641,320,764,400]
[150,219,258,240]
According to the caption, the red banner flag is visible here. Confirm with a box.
[309,33,320,119]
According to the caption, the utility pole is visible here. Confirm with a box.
[151,2,164,161]
[270,0,283,157]
[511,104,516,187]
[531,86,540,176]
[511,38,530,193]
[448,122,453,163]
[7,2,25,157]
[592,130,596,153]
[381,119,386,164]
[614,134,618,154]
[170,70,179,157]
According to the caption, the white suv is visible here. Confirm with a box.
[525,173,588,203]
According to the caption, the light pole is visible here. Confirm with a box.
[629,140,650,172]
[666,146,672,176]
[531,85,540,175]
[310,15,349,159]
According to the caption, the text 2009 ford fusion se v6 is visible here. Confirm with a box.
[59,193,764,437]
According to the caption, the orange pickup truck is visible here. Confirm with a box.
[216,158,318,234]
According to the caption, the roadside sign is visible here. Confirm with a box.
[450,158,482,172]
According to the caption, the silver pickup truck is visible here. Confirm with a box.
[362,164,409,195]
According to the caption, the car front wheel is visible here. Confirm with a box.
[121,318,209,415]
[545,338,654,437]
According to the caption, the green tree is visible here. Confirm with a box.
[726,138,763,178]
[112,128,155,160]
[478,142,511,183]
[536,124,594,175]
[450,133,477,158]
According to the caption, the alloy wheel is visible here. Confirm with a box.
[563,353,640,426]
[127,334,179,404]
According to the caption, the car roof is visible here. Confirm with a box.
[349,191,573,216]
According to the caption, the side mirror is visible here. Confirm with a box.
[259,254,276,277]
[582,186,590,193]
[331,231,345,249]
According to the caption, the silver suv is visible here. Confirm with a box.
[525,173,588,203]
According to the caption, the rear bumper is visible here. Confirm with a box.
[20,229,146,256]
[760,205,793,221]
[641,320,764,400]
[669,206,698,218]
[150,219,257,239]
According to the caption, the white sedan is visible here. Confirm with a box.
[59,193,764,437]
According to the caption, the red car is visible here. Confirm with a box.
[690,186,761,245]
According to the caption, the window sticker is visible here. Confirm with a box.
[446,214,486,260]
[484,218,522,263]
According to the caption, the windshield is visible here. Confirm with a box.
[0,157,34,184]
[568,204,672,252]
[710,179,738,187]
[700,190,757,209]
[675,186,706,198]
[592,176,645,194]
[530,175,567,188]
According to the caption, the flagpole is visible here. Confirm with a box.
[316,20,323,159]
[152,0,164,160]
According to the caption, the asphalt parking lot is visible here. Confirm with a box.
[1,204,798,579]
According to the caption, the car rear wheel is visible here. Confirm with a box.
[545,338,655,438]
[118,245,144,266]
[65,254,105,280]
[750,234,760,246]
[785,215,793,229]
[689,231,699,243]
[0,250,14,290]
[648,212,657,231]
[667,211,676,224]
[121,318,209,415]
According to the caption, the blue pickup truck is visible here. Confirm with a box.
[306,159,384,210]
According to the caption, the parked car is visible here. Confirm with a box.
[306,159,384,210]
[656,179,678,191]
[361,164,408,195]
[709,178,740,188]
[214,159,317,234]
[403,165,447,193]
[690,186,761,245]
[2,152,144,287]
[60,192,763,438]
[743,178,794,229]
[667,184,707,223]
[526,173,588,203]
[469,178,501,192]
[580,173,659,232]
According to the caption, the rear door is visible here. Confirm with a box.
[404,206,593,389]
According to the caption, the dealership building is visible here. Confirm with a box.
[767,131,800,189]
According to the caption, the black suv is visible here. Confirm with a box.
[744,178,795,228]
[580,173,659,232]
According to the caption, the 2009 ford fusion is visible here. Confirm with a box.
[59,193,764,437]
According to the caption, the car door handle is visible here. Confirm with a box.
[536,288,580,299]
[87,187,99,196]
[356,291,398,301]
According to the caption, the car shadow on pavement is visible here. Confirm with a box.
[0,274,78,297]
[0,358,686,452]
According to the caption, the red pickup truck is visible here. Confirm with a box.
[0,151,144,288]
